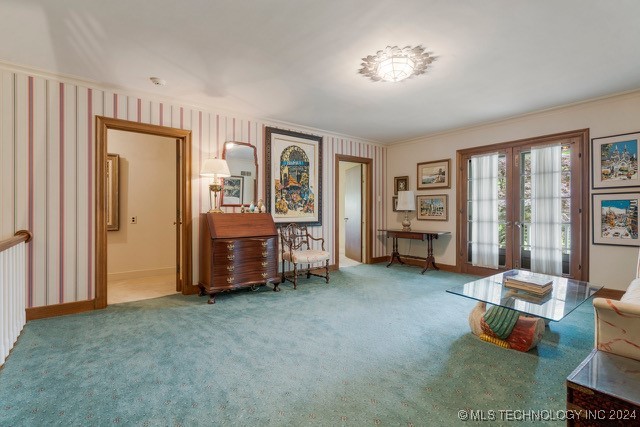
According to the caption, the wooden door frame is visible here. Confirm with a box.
[95,116,193,309]
[456,128,590,280]
[334,155,373,268]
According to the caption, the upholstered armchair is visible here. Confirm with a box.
[593,250,640,361]
[279,223,330,289]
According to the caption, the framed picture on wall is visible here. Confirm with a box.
[265,127,323,226]
[417,194,448,221]
[592,131,640,189]
[392,196,398,212]
[417,159,451,190]
[106,153,120,231]
[592,192,639,246]
[394,176,409,195]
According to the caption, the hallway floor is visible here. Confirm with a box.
[107,273,178,304]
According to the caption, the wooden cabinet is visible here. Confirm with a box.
[198,213,280,304]
[567,349,640,426]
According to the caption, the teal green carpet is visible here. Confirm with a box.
[0,264,594,426]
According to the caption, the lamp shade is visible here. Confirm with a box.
[396,190,415,211]
[200,158,230,178]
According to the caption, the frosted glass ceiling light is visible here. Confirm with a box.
[359,45,435,82]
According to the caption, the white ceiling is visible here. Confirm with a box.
[2,1,640,144]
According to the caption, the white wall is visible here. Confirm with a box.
[106,130,176,278]
[387,90,640,290]
[0,63,387,308]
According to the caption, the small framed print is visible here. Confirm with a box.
[394,176,409,195]
[417,194,448,221]
[392,196,398,212]
[592,131,640,189]
[417,159,450,190]
[221,176,244,205]
[592,192,639,246]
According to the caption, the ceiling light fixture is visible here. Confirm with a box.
[359,45,435,82]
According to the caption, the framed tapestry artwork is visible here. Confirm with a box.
[392,196,398,212]
[592,192,639,246]
[417,159,451,190]
[417,194,448,221]
[394,176,409,195]
[592,131,640,189]
[222,176,244,205]
[265,127,323,226]
[106,153,120,231]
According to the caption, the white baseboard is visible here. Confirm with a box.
[108,267,175,282]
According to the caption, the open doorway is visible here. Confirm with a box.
[334,155,373,269]
[95,117,192,309]
[106,130,178,304]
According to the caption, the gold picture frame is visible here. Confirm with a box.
[417,159,451,190]
[106,153,120,231]
[417,194,448,221]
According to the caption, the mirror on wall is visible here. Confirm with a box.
[221,141,258,207]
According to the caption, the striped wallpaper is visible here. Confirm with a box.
[0,67,387,308]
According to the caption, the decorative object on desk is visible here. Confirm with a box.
[221,176,244,206]
[392,196,398,212]
[200,158,231,213]
[265,126,322,226]
[240,205,246,213]
[417,194,448,221]
[257,199,265,213]
[396,190,415,231]
[591,131,639,189]
[592,192,640,246]
[417,158,450,190]
[106,153,120,231]
[394,176,409,195]
[249,201,255,212]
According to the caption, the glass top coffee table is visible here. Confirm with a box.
[447,270,603,322]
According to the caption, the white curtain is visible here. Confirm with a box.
[471,154,499,268]
[531,145,562,275]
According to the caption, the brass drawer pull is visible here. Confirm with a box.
[227,276,234,283]
[262,272,268,278]
[261,261,268,267]
[227,255,234,261]
[261,241,268,247]
[262,251,268,257]
[227,265,234,272]
[227,243,234,250]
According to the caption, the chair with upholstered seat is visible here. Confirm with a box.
[280,223,330,289]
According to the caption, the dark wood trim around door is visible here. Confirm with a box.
[95,117,193,310]
[456,128,589,280]
[334,155,373,268]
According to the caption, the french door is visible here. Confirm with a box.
[457,129,589,280]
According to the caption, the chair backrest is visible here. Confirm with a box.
[280,223,311,252]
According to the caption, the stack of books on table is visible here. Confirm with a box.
[503,272,554,296]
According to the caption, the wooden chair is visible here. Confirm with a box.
[280,223,330,289]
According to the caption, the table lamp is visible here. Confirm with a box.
[200,158,231,213]
[396,190,415,231]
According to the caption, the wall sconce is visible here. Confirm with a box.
[200,158,230,213]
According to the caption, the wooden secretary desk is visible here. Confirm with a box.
[198,213,281,304]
